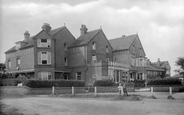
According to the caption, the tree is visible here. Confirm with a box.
[175,57,184,70]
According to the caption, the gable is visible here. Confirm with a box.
[33,30,53,39]
[129,35,146,57]
[109,34,137,51]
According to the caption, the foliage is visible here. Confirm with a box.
[133,80,145,87]
[93,79,115,86]
[23,80,85,88]
[0,79,19,86]
[175,57,184,70]
[147,78,181,86]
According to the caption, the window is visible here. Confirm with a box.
[76,72,82,80]
[38,51,51,65]
[132,45,135,55]
[16,58,20,70]
[8,60,11,69]
[37,39,51,47]
[140,59,143,66]
[64,57,68,66]
[15,42,21,50]
[106,46,109,53]
[38,72,52,80]
[64,43,67,51]
[92,42,96,50]
[92,54,97,62]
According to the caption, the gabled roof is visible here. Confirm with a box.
[69,29,101,48]
[147,64,164,71]
[5,26,65,53]
[109,34,137,51]
[152,61,170,68]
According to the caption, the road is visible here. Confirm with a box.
[1,92,184,115]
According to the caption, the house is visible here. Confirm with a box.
[5,23,75,80]
[68,25,114,84]
[5,23,171,85]
[109,34,147,82]
[146,59,165,80]
[152,58,171,77]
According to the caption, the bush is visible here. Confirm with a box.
[23,80,85,88]
[147,78,182,86]
[93,79,115,86]
[134,80,145,87]
[0,79,19,86]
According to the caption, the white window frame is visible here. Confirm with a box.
[8,60,11,69]
[38,51,51,65]
[17,58,20,69]
[38,72,52,80]
[92,42,96,50]
[64,57,68,66]
[64,43,67,51]
[76,72,82,80]
[37,39,51,47]
[106,45,109,53]
[92,54,97,62]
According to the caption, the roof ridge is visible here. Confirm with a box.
[109,34,137,41]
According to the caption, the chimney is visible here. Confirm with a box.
[157,58,161,66]
[42,23,51,32]
[147,59,151,65]
[122,35,126,37]
[80,24,88,35]
[24,30,30,40]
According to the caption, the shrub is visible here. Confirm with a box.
[93,79,115,86]
[0,79,19,86]
[147,78,182,86]
[23,80,85,88]
[134,80,145,87]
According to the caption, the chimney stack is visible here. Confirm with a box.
[80,24,88,35]
[157,58,161,66]
[42,23,51,32]
[24,30,30,40]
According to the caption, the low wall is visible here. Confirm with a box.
[94,87,135,93]
[147,85,184,92]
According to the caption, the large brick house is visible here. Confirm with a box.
[5,23,75,80]
[5,23,170,85]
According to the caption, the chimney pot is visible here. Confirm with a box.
[80,24,88,35]
[42,23,51,32]
[24,30,30,40]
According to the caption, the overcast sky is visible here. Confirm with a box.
[0,0,184,76]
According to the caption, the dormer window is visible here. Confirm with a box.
[37,39,51,47]
[92,42,96,50]
[64,43,67,51]
[15,42,21,50]
[106,46,109,53]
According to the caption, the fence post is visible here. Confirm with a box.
[151,87,153,96]
[72,86,74,95]
[169,87,172,96]
[94,86,97,97]
[52,86,55,95]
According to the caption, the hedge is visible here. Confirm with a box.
[147,78,182,86]
[23,80,85,88]
[93,79,115,86]
[0,79,19,86]
[134,80,145,87]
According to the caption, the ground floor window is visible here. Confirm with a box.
[38,72,52,80]
[76,72,82,80]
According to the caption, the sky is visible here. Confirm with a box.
[0,0,184,76]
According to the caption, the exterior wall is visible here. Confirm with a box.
[54,28,75,69]
[6,47,34,72]
[87,31,113,62]
[69,46,86,67]
[112,50,130,67]
[34,31,55,79]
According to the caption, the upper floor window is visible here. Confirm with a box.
[76,72,82,80]
[16,58,20,70]
[15,42,21,50]
[64,57,68,66]
[92,42,96,50]
[38,51,51,65]
[8,60,11,69]
[38,71,52,80]
[106,46,109,53]
[64,43,67,51]
[37,39,51,47]
[132,45,135,55]
[92,54,97,62]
